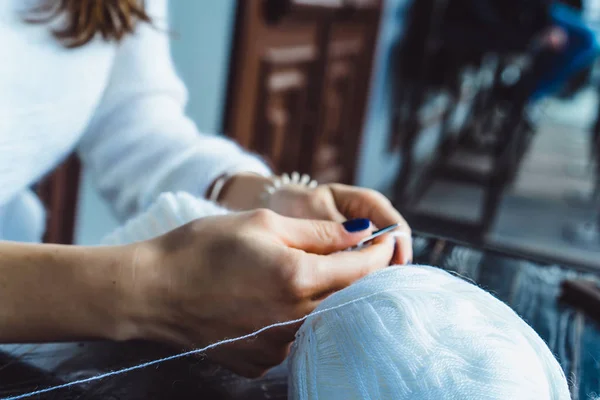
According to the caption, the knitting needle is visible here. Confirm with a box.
[345,223,402,251]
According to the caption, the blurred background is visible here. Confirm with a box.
[73,0,600,270]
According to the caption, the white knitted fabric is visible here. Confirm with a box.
[102,192,230,245]
[288,265,571,400]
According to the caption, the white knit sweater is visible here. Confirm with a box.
[0,0,271,242]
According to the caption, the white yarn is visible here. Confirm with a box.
[102,193,570,399]
[288,265,571,400]
[102,192,230,245]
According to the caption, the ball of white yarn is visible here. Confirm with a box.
[288,265,570,400]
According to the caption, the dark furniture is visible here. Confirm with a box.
[35,155,82,245]
[223,0,382,184]
[1,235,599,400]
[390,0,552,241]
[397,58,538,243]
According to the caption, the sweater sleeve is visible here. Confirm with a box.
[102,192,232,246]
[77,0,271,221]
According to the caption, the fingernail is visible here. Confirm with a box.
[343,218,371,233]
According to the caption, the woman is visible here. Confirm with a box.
[0,0,411,378]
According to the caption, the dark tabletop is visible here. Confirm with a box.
[1,235,599,400]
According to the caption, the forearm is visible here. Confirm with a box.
[0,242,136,343]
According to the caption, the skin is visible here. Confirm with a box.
[0,209,396,377]
[217,173,413,264]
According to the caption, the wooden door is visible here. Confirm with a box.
[313,5,381,183]
[223,1,323,174]
[223,0,382,184]
[35,155,81,244]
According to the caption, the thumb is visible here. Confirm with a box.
[306,235,396,299]
[276,218,373,255]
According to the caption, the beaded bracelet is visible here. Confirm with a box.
[260,172,318,205]
[209,171,318,205]
[266,172,318,194]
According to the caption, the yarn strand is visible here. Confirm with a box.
[1,290,399,400]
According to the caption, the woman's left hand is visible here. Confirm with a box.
[218,174,412,265]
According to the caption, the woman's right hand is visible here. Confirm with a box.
[121,209,395,378]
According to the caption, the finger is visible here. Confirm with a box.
[306,187,347,223]
[316,187,347,223]
[391,230,413,265]
[272,215,375,255]
[301,236,395,297]
[326,206,347,224]
[329,184,413,263]
[301,199,346,223]
[329,184,408,231]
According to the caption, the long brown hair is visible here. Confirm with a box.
[27,0,152,48]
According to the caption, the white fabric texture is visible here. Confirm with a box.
[0,189,46,243]
[0,0,270,241]
[102,192,230,245]
[288,265,571,400]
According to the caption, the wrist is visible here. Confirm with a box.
[212,172,319,213]
[102,241,165,343]
[69,245,144,342]
[111,238,200,345]
[215,172,273,211]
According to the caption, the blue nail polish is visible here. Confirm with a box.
[343,219,371,233]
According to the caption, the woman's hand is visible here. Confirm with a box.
[268,183,412,264]
[124,209,394,378]
[218,174,412,265]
